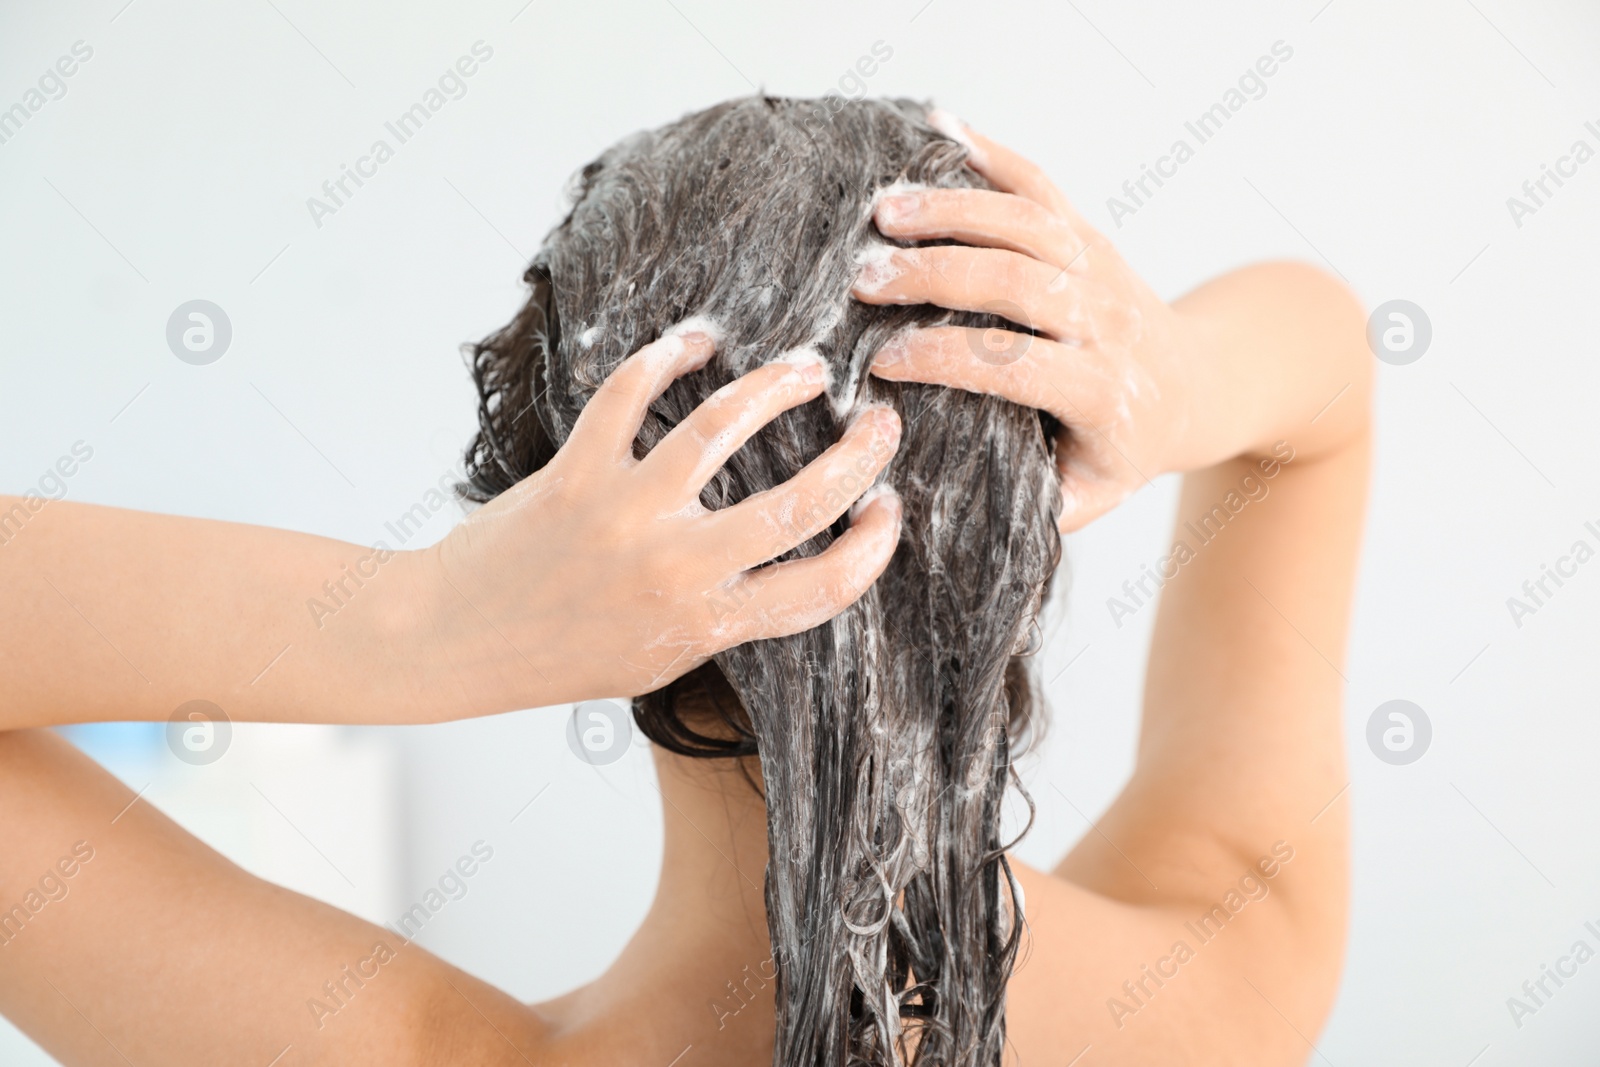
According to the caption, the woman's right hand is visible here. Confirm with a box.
[422,329,904,714]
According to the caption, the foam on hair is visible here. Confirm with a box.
[460,95,1062,1067]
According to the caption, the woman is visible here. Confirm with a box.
[0,98,1370,1065]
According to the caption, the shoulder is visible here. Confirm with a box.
[1002,856,1342,1067]
[395,967,555,1067]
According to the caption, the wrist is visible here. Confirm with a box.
[395,537,567,721]
[364,543,484,723]
[337,544,464,724]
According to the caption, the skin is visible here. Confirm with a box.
[0,332,903,729]
[0,122,1370,1065]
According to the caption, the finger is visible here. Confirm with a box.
[1056,474,1134,533]
[853,245,1085,341]
[706,487,903,645]
[928,110,1093,233]
[869,327,1142,524]
[867,326,1075,422]
[567,322,720,462]
[709,405,902,570]
[873,188,1086,271]
[643,350,828,497]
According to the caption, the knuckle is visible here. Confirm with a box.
[605,361,657,406]
[592,363,636,403]
[901,248,932,284]
[1046,211,1077,247]
[910,189,950,222]
[704,378,746,408]
[1003,258,1035,299]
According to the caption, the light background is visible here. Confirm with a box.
[2,0,1598,1063]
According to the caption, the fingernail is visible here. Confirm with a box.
[774,346,829,388]
[849,482,901,523]
[667,315,724,344]
[853,242,903,294]
[680,338,715,371]
[876,407,903,445]
[666,315,723,368]
[928,108,965,136]
[872,333,910,369]
[855,403,902,446]
[928,108,985,166]
[876,193,919,224]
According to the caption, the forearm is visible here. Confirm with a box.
[1137,444,1364,853]
[0,330,907,728]
[0,499,495,727]
[1060,449,1364,893]
[1058,263,1371,915]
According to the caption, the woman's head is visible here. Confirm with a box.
[461,96,1061,1066]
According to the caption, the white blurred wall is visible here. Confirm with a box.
[2,1,1599,1063]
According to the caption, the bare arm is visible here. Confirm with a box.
[0,500,441,726]
[1059,263,1368,902]
[0,728,540,1066]
[856,117,1370,1062]
[0,331,903,729]
[1019,268,1367,1063]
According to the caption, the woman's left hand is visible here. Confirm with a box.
[853,115,1214,532]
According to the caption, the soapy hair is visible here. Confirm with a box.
[459,95,1062,1067]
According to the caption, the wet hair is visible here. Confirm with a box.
[459,96,1062,1067]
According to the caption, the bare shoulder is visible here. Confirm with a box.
[1004,854,1339,1067]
